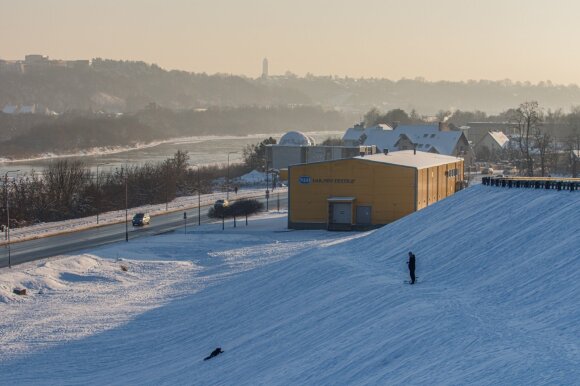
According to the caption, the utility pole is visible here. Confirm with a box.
[265,157,269,211]
[5,170,20,268]
[96,163,109,224]
[125,174,129,242]
[227,152,237,200]
[197,166,201,226]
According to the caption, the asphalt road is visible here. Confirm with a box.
[0,194,288,269]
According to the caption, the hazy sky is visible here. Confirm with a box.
[3,0,580,84]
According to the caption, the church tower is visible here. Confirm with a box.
[262,57,269,78]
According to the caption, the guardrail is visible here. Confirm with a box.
[482,176,580,191]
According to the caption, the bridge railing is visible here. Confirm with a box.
[482,176,580,191]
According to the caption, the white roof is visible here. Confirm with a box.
[2,104,18,114]
[344,123,464,155]
[487,131,510,148]
[279,131,315,146]
[342,124,393,143]
[355,150,462,169]
[393,125,463,155]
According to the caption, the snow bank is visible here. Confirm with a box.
[1,186,579,385]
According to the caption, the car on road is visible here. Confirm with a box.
[481,167,494,175]
[214,199,229,209]
[132,213,151,226]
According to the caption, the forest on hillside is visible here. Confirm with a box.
[3,58,580,114]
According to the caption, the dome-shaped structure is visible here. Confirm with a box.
[278,131,316,146]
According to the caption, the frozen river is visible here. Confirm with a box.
[0,131,343,175]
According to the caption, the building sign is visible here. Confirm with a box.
[313,178,355,184]
[299,176,355,184]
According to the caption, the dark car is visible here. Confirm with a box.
[214,199,229,210]
[132,213,151,226]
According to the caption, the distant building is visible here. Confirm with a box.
[266,131,376,170]
[262,57,269,78]
[1,104,19,114]
[343,122,474,164]
[475,131,509,155]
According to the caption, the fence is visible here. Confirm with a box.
[482,176,580,191]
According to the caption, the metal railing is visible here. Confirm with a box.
[482,176,580,191]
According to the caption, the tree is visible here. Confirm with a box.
[321,137,344,146]
[363,107,381,127]
[510,101,543,176]
[533,128,552,176]
[242,137,277,171]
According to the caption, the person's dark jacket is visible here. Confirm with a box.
[408,254,416,271]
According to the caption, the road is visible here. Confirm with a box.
[0,194,288,269]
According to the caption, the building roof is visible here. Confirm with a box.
[355,150,463,169]
[2,104,18,114]
[487,131,510,148]
[279,131,315,146]
[342,123,393,144]
[392,125,463,155]
[345,123,464,155]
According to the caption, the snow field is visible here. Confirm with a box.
[0,185,578,385]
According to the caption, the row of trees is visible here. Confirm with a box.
[507,101,580,177]
[1,151,251,228]
[362,103,580,177]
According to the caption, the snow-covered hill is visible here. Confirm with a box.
[0,185,578,385]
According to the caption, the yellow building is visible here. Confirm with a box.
[288,150,464,230]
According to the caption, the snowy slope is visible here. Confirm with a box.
[0,186,579,385]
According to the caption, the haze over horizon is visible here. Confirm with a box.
[3,0,580,85]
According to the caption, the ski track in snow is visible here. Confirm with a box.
[0,186,579,385]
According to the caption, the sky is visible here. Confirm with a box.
[3,0,580,84]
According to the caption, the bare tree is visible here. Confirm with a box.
[533,128,552,176]
[510,101,543,176]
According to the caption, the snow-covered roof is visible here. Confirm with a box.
[342,123,393,144]
[238,170,266,183]
[393,125,463,155]
[346,124,464,155]
[19,105,36,114]
[279,131,315,146]
[487,131,510,148]
[2,104,18,114]
[355,150,462,169]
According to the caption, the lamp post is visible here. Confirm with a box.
[124,172,129,242]
[197,165,201,226]
[96,163,110,224]
[5,170,20,268]
[226,152,237,200]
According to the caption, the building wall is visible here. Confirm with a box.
[289,158,464,229]
[289,159,417,228]
[269,145,371,170]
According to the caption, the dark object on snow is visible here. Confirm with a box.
[204,347,224,361]
[13,288,27,296]
[407,252,416,285]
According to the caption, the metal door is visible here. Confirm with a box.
[331,203,351,224]
[356,206,371,225]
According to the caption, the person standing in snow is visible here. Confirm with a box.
[407,252,416,284]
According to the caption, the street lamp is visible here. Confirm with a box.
[125,173,129,242]
[96,163,110,224]
[5,170,20,268]
[226,152,237,200]
[196,165,201,226]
